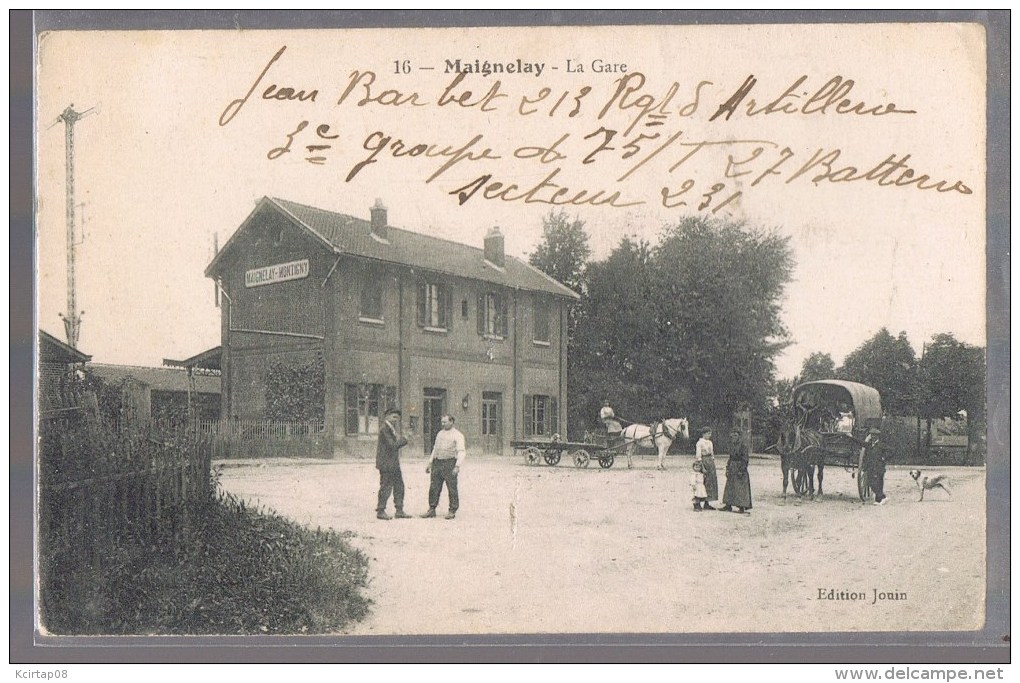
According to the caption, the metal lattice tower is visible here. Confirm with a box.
[58,104,87,348]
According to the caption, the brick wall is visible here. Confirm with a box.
[216,206,571,459]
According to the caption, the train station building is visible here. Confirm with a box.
[205,197,579,457]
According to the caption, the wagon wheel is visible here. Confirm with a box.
[598,453,615,469]
[857,447,871,501]
[524,447,542,466]
[544,450,561,466]
[573,449,591,468]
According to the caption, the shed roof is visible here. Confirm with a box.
[206,197,580,300]
[163,346,222,372]
[87,363,221,394]
[39,330,91,364]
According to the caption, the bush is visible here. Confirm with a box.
[265,356,325,422]
[42,490,371,635]
[878,417,918,465]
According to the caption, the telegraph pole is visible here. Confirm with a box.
[58,104,92,348]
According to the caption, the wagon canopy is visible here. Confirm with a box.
[792,380,883,424]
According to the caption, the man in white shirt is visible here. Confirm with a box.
[422,414,466,519]
[600,400,623,437]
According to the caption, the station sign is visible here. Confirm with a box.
[244,259,310,288]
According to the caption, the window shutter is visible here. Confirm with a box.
[524,395,534,437]
[345,384,359,435]
[499,294,509,337]
[535,298,549,342]
[477,293,485,335]
[550,396,559,436]
[417,281,427,326]
[361,279,383,319]
[443,287,453,330]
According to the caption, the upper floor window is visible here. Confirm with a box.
[417,280,451,330]
[477,291,508,339]
[360,278,384,322]
[533,298,551,344]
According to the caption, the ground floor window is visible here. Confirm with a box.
[345,383,397,435]
[524,394,558,437]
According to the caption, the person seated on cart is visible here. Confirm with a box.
[600,400,624,447]
[834,403,855,435]
[795,389,820,428]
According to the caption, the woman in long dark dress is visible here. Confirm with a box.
[721,429,752,514]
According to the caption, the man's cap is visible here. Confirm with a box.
[385,408,401,417]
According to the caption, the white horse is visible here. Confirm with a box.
[620,418,690,469]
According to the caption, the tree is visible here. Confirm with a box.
[651,217,793,426]
[568,217,794,435]
[838,328,918,416]
[529,211,593,436]
[569,237,664,434]
[920,333,985,420]
[800,352,836,383]
[528,210,591,294]
[919,333,985,460]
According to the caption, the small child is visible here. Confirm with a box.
[691,460,708,511]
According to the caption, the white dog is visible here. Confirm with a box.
[909,469,952,501]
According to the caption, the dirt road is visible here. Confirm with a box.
[216,453,986,635]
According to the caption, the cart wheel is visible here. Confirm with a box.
[524,447,542,466]
[544,450,561,466]
[857,447,871,501]
[598,454,615,469]
[573,449,591,468]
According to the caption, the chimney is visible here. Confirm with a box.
[370,199,388,240]
[484,226,505,268]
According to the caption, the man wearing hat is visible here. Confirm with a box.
[863,428,888,505]
[376,407,410,520]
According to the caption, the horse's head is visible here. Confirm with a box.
[775,418,799,455]
[663,417,689,441]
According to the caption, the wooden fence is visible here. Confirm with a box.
[38,408,214,626]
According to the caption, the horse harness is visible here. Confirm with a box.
[651,420,682,441]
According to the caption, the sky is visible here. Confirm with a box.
[36,24,987,380]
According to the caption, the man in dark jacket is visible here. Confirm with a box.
[863,428,888,505]
[376,408,410,520]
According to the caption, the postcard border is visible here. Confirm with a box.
[12,9,1010,664]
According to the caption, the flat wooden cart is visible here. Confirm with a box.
[511,439,617,469]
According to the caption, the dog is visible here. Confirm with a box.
[909,469,952,501]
